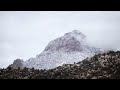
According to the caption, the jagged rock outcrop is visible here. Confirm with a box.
[8,59,24,69]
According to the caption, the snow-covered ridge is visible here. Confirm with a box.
[9,30,102,70]
[44,30,87,52]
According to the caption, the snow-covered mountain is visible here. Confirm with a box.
[9,30,103,70]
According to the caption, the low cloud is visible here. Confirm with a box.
[0,11,120,68]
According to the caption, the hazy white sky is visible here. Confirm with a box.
[0,11,120,68]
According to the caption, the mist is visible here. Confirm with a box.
[0,11,120,68]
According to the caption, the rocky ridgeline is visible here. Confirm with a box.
[0,51,120,79]
[8,30,101,70]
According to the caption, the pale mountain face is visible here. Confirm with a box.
[44,30,86,52]
[9,30,102,70]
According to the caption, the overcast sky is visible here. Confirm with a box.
[0,11,120,68]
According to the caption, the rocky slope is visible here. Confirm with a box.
[9,30,102,70]
[1,51,120,79]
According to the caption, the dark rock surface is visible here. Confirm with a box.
[8,59,24,69]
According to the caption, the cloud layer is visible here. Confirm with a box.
[0,11,120,68]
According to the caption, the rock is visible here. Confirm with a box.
[91,77,97,79]
[8,59,24,69]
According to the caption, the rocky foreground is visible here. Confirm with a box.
[0,51,120,79]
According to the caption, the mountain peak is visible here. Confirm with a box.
[44,30,87,52]
[9,30,101,70]
[8,59,24,69]
[64,30,86,39]
[66,30,83,35]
